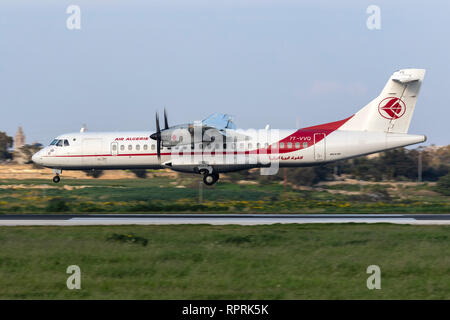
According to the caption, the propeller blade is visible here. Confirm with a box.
[164,108,169,130]
[156,112,161,160]
[149,112,162,160]
[157,138,161,160]
[156,112,160,134]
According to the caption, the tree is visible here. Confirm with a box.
[286,166,332,186]
[131,169,147,179]
[14,143,43,166]
[0,131,13,160]
[84,170,104,178]
[378,148,416,180]
[435,173,450,196]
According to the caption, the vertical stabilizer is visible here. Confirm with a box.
[340,69,425,133]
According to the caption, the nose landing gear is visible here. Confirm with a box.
[52,169,62,183]
[203,172,219,186]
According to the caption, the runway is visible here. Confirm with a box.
[0,214,449,226]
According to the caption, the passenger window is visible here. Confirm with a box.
[287,142,292,149]
[303,142,308,148]
[120,145,125,151]
[151,144,155,150]
[295,142,300,148]
[280,142,284,148]
[112,144,117,151]
[64,140,70,146]
[128,145,132,151]
[143,145,148,151]
[136,145,140,151]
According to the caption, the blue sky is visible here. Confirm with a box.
[1,0,449,145]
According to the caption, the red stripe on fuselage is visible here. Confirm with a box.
[268,115,353,153]
[45,116,353,159]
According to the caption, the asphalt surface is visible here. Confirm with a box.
[0,214,449,225]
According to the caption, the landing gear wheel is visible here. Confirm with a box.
[52,175,60,183]
[203,173,219,186]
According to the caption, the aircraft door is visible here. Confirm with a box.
[314,133,326,161]
[111,142,118,156]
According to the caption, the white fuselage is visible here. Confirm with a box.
[32,127,426,174]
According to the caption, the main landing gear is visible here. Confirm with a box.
[203,172,219,186]
[197,166,219,185]
[52,175,60,183]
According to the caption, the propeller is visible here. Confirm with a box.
[150,112,162,160]
[164,108,169,130]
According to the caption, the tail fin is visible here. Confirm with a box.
[340,69,426,133]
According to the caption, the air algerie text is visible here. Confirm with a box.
[115,137,149,141]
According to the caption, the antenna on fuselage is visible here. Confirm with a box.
[80,124,87,133]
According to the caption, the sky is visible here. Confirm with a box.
[0,0,449,146]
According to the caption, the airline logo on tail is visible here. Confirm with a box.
[378,97,406,120]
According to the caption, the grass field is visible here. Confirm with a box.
[0,178,448,213]
[0,224,449,299]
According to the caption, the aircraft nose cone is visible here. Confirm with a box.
[32,151,41,164]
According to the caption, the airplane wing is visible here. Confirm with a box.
[201,113,251,144]
[157,113,248,147]
[202,113,236,130]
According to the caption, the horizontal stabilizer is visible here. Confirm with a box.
[392,70,421,84]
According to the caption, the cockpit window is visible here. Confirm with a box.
[50,139,70,147]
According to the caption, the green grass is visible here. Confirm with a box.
[0,224,449,299]
[0,178,448,213]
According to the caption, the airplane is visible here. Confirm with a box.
[32,68,427,185]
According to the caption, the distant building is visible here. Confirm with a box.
[14,126,25,150]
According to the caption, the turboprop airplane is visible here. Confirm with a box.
[32,69,427,185]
